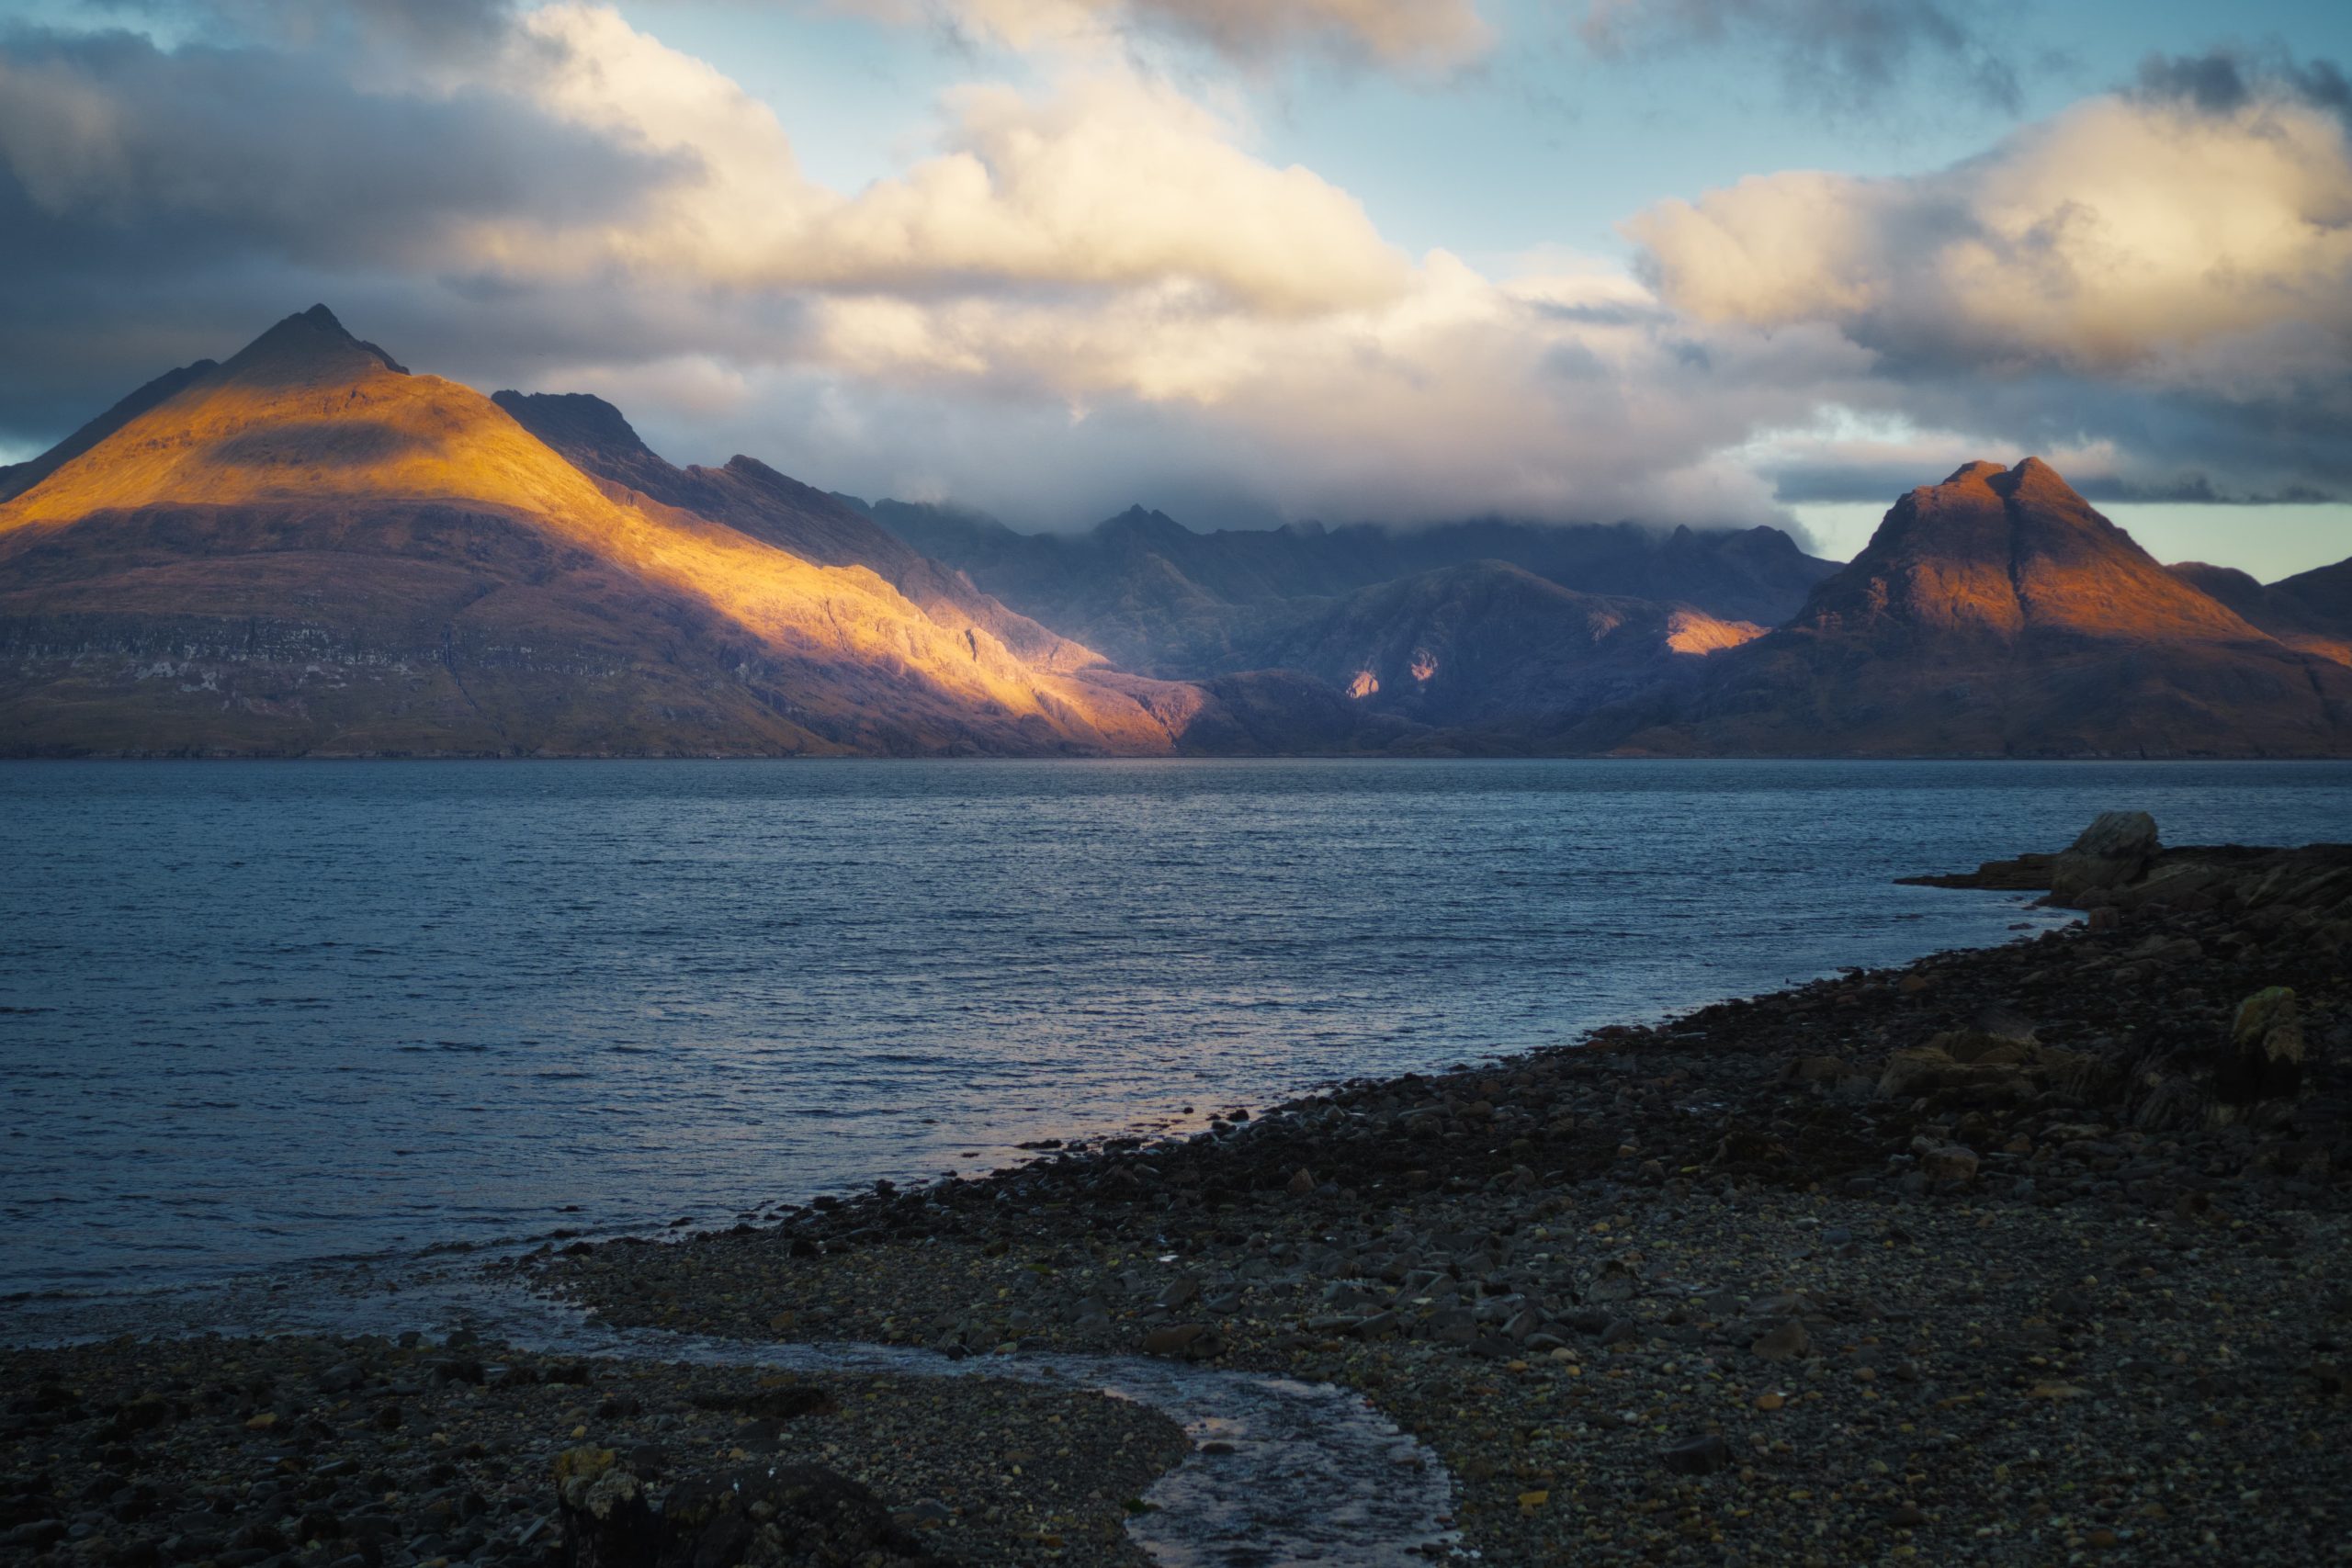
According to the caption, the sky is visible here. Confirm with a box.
[1,0,2347,576]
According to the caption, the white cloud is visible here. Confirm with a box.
[475,6,1411,312]
[1624,83,2352,390]
[8,6,2347,533]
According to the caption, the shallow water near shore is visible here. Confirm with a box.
[4,757,2348,1307]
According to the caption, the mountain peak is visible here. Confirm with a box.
[1804,457,2263,645]
[1101,503,1183,534]
[223,305,409,386]
[494,390,660,468]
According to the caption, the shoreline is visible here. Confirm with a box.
[6,819,2348,1565]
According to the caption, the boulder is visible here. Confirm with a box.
[2049,811,2160,907]
[1142,1323,1223,1359]
[1878,1046,1959,1099]
[1917,1144,1980,1187]
[1934,1031,2029,1066]
[2214,987,2305,1111]
[1969,1003,2038,1043]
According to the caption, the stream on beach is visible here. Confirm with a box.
[4,756,2349,1311]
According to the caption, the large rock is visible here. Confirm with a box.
[2049,811,2161,906]
[2214,987,2306,1113]
[556,1448,954,1568]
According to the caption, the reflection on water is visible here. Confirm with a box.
[2,757,2346,1297]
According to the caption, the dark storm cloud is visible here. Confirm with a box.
[2133,47,2350,120]
[1579,0,2024,115]
[0,26,673,260]
[0,19,686,446]
[1760,369,2352,508]
[77,0,516,55]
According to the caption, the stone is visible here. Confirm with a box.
[1589,1260,1638,1302]
[316,1363,367,1394]
[894,1499,954,1530]
[1142,1324,1220,1359]
[1971,1003,2038,1043]
[1936,1031,2027,1066]
[558,1456,946,1568]
[1660,1434,1735,1475]
[2049,811,2159,907]
[1878,1047,1958,1100]
[1918,1144,1979,1187]
[2217,987,2305,1108]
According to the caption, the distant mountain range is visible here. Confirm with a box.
[3,308,2346,757]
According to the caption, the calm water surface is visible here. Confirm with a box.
[3,759,2346,1302]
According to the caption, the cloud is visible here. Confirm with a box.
[2133,47,2349,120]
[0,3,1833,529]
[493,6,1411,311]
[6,4,2347,537]
[0,25,666,261]
[759,255,1871,525]
[831,0,1493,70]
[1625,60,2352,498]
[1577,0,2021,113]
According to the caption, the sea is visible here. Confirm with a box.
[3,758,2347,1314]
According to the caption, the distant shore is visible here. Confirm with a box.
[6,820,2348,1566]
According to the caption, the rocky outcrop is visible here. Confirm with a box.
[1913,812,2351,1137]
[2048,810,2161,905]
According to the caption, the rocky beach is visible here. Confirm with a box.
[6,813,2348,1567]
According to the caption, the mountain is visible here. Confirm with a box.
[491,392,1095,674]
[6,315,2339,759]
[2273,557,2352,639]
[861,499,1832,676]
[0,358,221,506]
[0,307,1214,757]
[2167,561,2352,667]
[1589,459,2352,756]
[1193,561,1762,731]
